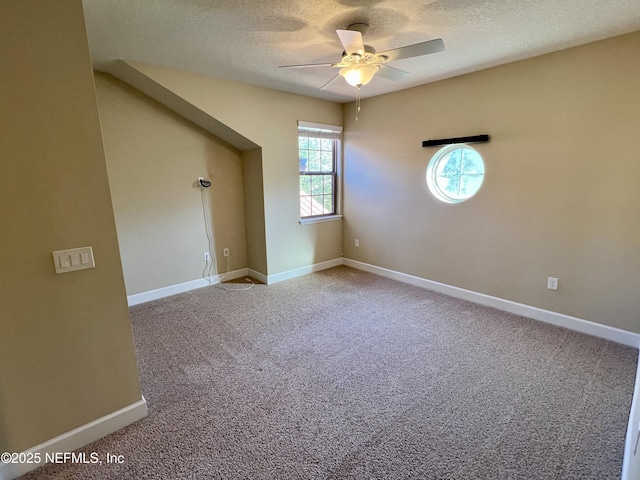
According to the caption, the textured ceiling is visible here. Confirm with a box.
[82,0,640,103]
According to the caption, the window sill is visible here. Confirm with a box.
[299,214,343,225]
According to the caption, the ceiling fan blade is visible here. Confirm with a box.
[336,29,365,56]
[377,64,411,81]
[320,74,341,90]
[279,62,334,69]
[378,38,444,62]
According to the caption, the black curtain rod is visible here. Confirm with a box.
[422,134,490,147]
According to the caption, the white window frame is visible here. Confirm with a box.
[426,143,485,204]
[298,121,343,225]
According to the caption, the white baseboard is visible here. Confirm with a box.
[344,258,640,348]
[127,268,249,306]
[0,397,147,480]
[266,258,343,285]
[248,268,268,285]
[622,348,640,480]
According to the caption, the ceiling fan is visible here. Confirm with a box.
[280,23,444,120]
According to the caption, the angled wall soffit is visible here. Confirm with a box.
[99,60,259,151]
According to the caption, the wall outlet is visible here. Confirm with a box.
[354,239,360,247]
[547,277,558,291]
[223,248,230,257]
[204,252,210,261]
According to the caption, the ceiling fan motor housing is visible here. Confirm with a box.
[342,44,379,62]
[347,22,369,35]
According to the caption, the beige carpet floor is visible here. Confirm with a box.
[21,266,637,479]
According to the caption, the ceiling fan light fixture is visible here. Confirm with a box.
[339,64,380,87]
[281,25,444,124]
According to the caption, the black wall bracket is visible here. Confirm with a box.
[422,134,490,147]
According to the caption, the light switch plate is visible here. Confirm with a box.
[52,246,95,274]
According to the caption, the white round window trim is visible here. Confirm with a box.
[426,143,485,203]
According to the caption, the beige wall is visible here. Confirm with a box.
[109,62,344,276]
[95,74,248,295]
[241,148,268,275]
[0,0,142,453]
[343,31,640,333]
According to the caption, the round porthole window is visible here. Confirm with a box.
[426,144,485,203]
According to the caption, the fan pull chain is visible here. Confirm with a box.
[355,86,361,123]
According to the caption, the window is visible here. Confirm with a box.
[298,122,342,219]
[426,144,485,203]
